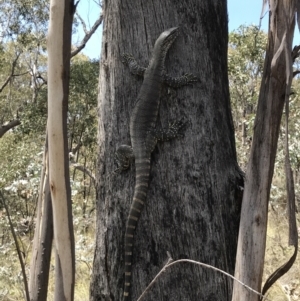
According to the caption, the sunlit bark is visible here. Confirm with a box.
[232,1,296,300]
[47,1,75,300]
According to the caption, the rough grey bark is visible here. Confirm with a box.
[91,1,243,300]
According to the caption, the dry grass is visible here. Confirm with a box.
[263,209,300,300]
[0,195,298,300]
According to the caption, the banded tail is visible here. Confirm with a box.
[124,156,151,300]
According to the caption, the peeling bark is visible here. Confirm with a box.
[232,1,296,300]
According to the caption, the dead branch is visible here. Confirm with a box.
[76,11,88,35]
[71,142,82,154]
[71,14,103,58]
[292,45,300,61]
[293,70,300,77]
[136,258,270,301]
[71,162,96,184]
[0,53,22,93]
[0,191,30,301]
[0,119,21,138]
[36,73,48,84]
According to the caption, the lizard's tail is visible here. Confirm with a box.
[124,157,151,300]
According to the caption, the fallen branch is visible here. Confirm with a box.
[136,258,270,301]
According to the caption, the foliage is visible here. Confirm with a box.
[0,0,49,44]
[0,0,49,129]
[69,57,99,150]
[228,25,267,167]
[0,54,98,300]
[0,44,34,124]
[0,54,99,216]
[0,134,43,193]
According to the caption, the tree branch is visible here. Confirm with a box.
[36,73,48,84]
[71,163,96,183]
[71,14,103,58]
[293,70,300,77]
[76,12,88,35]
[136,258,270,301]
[292,45,300,61]
[0,119,21,138]
[71,142,82,154]
[0,191,30,301]
[0,53,22,93]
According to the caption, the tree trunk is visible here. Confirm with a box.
[29,136,53,301]
[47,1,75,300]
[232,1,296,300]
[91,1,242,300]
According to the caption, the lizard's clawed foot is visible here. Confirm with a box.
[183,73,198,85]
[169,118,188,138]
[122,53,146,76]
[115,145,134,173]
[121,53,135,65]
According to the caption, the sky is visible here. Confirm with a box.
[228,0,268,31]
[75,0,269,60]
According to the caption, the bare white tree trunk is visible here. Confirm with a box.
[47,1,75,300]
[29,136,53,301]
[232,1,296,300]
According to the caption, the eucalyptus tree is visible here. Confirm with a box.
[91,0,242,300]
[47,0,75,300]
[232,1,298,300]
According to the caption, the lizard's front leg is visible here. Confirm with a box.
[115,145,134,173]
[163,73,198,88]
[122,54,146,77]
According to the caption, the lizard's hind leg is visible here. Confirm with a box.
[115,145,134,173]
[155,119,187,142]
[145,119,187,153]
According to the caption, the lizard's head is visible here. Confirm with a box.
[152,27,179,62]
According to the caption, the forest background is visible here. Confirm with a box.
[0,0,299,300]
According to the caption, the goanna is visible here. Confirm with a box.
[115,27,197,300]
